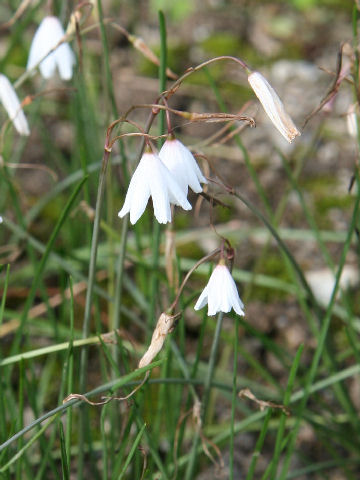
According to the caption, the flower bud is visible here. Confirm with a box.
[248,71,300,143]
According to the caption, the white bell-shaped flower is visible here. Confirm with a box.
[27,16,75,80]
[0,75,30,136]
[159,136,207,195]
[118,149,192,224]
[248,71,300,143]
[194,261,245,316]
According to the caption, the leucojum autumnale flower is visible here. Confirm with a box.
[118,147,192,224]
[194,260,245,316]
[27,16,76,80]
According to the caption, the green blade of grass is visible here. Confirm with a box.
[118,423,147,480]
[59,422,70,480]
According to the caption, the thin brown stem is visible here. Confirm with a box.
[168,248,221,313]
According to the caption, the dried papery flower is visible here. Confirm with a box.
[118,149,191,224]
[248,71,300,143]
[194,261,245,316]
[0,75,30,136]
[159,135,207,195]
[138,313,177,368]
[27,16,76,80]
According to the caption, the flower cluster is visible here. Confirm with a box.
[118,136,207,224]
[0,10,301,323]
[116,68,302,318]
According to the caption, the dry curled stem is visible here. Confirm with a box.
[63,371,150,406]
[239,388,290,415]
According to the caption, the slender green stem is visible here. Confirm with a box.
[65,278,75,473]
[96,0,118,117]
[268,345,304,480]
[148,10,167,329]
[112,216,129,333]
[245,409,272,480]
[78,147,111,478]
[118,424,146,479]
[229,315,239,480]
[185,312,224,480]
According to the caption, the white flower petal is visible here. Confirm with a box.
[118,151,191,225]
[159,138,207,194]
[248,71,300,143]
[39,55,57,79]
[194,264,245,316]
[0,75,30,136]
[56,44,75,80]
[118,156,150,223]
[160,162,192,211]
[194,285,209,311]
[27,16,75,80]
[148,155,172,223]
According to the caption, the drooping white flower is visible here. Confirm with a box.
[159,136,207,194]
[194,262,245,316]
[0,75,30,136]
[248,71,300,143]
[118,150,192,224]
[27,16,75,80]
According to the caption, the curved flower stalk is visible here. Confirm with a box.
[194,260,245,316]
[248,71,300,143]
[118,149,192,224]
[0,75,30,136]
[27,16,75,80]
[159,135,207,195]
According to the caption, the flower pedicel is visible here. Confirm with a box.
[27,16,75,81]
[118,147,192,224]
